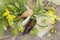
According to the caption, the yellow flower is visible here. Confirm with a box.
[51,7,55,11]
[50,18,55,24]
[7,17,9,19]
[19,27,24,32]
[7,15,11,19]
[55,16,60,21]
[8,21,14,27]
[51,29,57,33]
[46,10,55,17]
[7,15,13,21]
[12,15,16,19]
[3,9,10,16]
[8,18,13,23]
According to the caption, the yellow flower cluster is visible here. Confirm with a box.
[46,10,55,17]
[50,18,55,24]
[3,9,10,16]
[3,9,16,27]
[55,15,60,21]
[3,9,24,32]
[46,7,60,24]
[19,27,24,32]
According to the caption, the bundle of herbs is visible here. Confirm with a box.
[0,0,28,36]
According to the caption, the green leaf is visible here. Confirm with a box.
[10,27,19,36]
[2,18,8,30]
[29,28,38,36]
[15,2,20,8]
[0,22,4,36]
[17,19,24,27]
[51,28,57,34]
[36,0,43,6]
[0,28,4,37]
